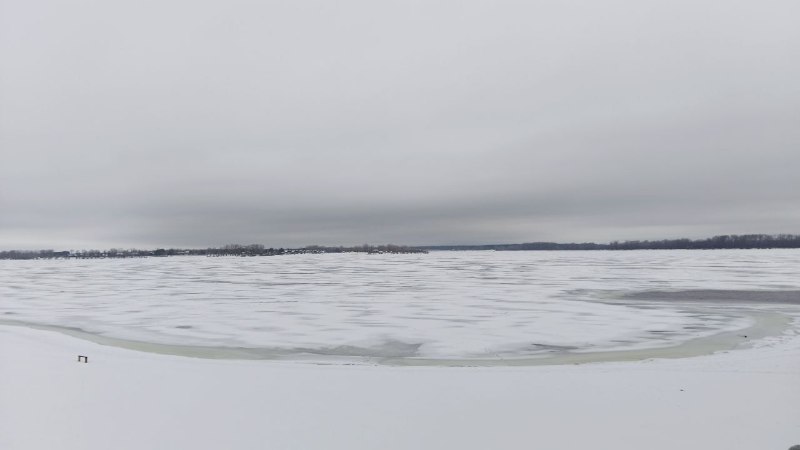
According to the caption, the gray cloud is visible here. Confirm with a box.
[2,0,799,249]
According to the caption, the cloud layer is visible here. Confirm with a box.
[2,0,799,248]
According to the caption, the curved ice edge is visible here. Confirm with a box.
[0,310,793,367]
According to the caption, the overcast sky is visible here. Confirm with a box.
[1,0,799,249]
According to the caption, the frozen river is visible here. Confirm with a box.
[1,250,799,363]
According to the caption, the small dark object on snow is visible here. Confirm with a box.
[788,445,800,450]
[77,355,88,363]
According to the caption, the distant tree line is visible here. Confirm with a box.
[3,235,799,260]
[0,244,427,260]
[605,234,800,250]
[421,234,800,251]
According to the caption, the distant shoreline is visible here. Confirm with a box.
[422,233,800,251]
[2,234,799,259]
[0,244,427,260]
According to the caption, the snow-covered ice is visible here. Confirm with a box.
[1,250,799,362]
[1,319,799,450]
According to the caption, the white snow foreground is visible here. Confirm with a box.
[1,324,799,450]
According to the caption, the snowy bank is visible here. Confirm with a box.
[1,323,799,450]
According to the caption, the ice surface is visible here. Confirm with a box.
[3,323,800,450]
[1,249,799,360]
